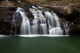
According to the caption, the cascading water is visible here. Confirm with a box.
[63,22,69,35]
[29,6,48,34]
[31,24,39,34]
[10,14,17,35]
[11,5,69,37]
[44,11,63,35]
[40,24,48,34]
[44,11,55,27]
[16,7,31,35]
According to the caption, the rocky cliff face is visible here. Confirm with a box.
[0,7,16,35]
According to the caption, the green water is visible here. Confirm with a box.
[0,37,80,53]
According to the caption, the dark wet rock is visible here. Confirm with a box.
[0,7,22,35]
[70,24,80,35]
[0,20,11,35]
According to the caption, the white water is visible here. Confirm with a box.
[49,27,63,35]
[29,6,48,34]
[16,7,31,35]
[10,13,17,35]
[29,8,38,19]
[40,24,48,34]
[63,22,69,35]
[44,11,55,27]
[11,6,69,36]
[52,12,60,27]
[44,11,63,35]
[19,35,69,37]
[31,25,39,34]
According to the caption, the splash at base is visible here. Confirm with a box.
[19,35,69,37]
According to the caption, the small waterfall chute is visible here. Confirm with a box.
[40,24,48,34]
[31,25,39,34]
[29,8,38,19]
[44,11,63,35]
[29,6,48,34]
[16,7,31,35]
[52,12,60,27]
[44,11,55,27]
[10,14,17,36]
[63,22,69,35]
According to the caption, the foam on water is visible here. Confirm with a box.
[19,35,69,37]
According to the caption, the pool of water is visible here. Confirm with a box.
[0,36,80,53]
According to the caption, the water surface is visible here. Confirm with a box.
[0,36,80,53]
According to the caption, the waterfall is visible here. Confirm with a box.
[11,5,69,36]
[63,22,69,35]
[44,11,55,27]
[29,8,38,19]
[16,7,31,35]
[44,11,63,35]
[52,12,60,27]
[10,14,17,35]
[31,25,39,34]
[29,6,48,34]
[40,24,48,34]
